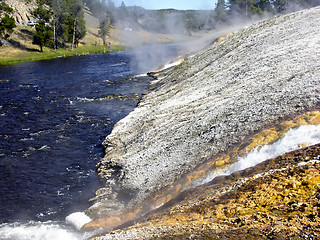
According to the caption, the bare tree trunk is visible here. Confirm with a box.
[72,18,77,50]
[53,19,56,50]
[245,0,248,17]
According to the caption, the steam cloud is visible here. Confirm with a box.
[113,5,274,74]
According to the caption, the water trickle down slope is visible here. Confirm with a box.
[84,7,320,230]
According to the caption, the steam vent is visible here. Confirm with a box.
[85,6,320,239]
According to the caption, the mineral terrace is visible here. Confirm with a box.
[84,6,320,233]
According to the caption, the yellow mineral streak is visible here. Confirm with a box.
[150,111,320,213]
[213,33,233,45]
[85,111,320,231]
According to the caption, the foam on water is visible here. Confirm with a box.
[0,212,96,240]
[76,97,96,103]
[65,212,91,231]
[0,221,81,240]
[193,124,320,186]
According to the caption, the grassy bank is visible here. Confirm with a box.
[0,44,125,66]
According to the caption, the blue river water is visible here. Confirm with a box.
[0,49,164,224]
[0,43,188,239]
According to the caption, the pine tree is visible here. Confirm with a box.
[272,0,289,12]
[214,0,228,23]
[0,0,16,40]
[32,0,54,51]
[66,0,86,49]
[257,0,273,12]
[51,0,63,49]
[229,0,263,17]
[33,20,54,51]
[118,1,128,19]
[98,17,110,46]
[183,12,198,35]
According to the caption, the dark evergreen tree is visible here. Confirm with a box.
[214,0,228,23]
[0,0,16,40]
[257,0,273,12]
[118,1,129,19]
[51,0,64,49]
[33,20,54,51]
[32,0,52,22]
[32,0,54,51]
[68,0,86,49]
[98,16,110,46]
[45,0,86,49]
[272,0,289,12]
[183,12,199,35]
[273,0,315,13]
[229,0,263,17]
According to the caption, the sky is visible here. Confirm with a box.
[113,0,215,10]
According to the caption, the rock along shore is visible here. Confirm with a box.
[85,6,320,230]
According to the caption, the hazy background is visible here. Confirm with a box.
[112,0,214,10]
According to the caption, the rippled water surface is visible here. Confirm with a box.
[0,52,153,223]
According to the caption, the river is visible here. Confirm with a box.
[0,44,182,239]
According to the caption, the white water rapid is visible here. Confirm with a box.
[0,212,100,240]
[193,124,320,187]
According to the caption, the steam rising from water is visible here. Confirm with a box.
[126,29,235,74]
[193,124,320,187]
[117,4,275,74]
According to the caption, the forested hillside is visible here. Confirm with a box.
[1,0,320,51]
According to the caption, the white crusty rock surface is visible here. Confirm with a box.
[89,7,320,220]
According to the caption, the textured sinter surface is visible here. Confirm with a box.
[86,7,320,229]
[89,144,320,239]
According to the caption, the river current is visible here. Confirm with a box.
[0,45,182,239]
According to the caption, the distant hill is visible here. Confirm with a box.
[118,6,214,35]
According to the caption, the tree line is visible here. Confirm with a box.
[213,0,320,25]
[29,0,320,50]
[31,0,86,51]
[92,0,320,36]
[31,0,117,51]
[1,0,320,50]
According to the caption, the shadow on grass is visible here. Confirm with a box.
[88,30,100,38]
[8,39,40,52]
[8,29,40,52]
[19,29,34,35]
[8,39,25,49]
[26,47,40,52]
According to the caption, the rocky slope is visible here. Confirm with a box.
[5,0,37,25]
[84,6,320,231]
[88,144,320,239]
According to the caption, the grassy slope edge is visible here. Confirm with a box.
[0,6,124,66]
